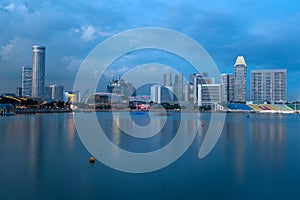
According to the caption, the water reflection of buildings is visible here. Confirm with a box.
[222,114,286,183]
[2,114,76,192]
[251,116,286,168]
[223,115,247,183]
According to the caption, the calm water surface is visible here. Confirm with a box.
[1,112,300,200]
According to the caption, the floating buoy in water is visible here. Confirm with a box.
[89,156,95,164]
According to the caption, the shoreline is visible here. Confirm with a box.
[1,108,299,116]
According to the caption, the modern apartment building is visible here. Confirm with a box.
[251,69,287,103]
[221,73,234,103]
[21,66,32,96]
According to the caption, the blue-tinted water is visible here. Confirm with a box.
[0,112,300,200]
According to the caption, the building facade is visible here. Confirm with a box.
[233,56,247,102]
[150,85,162,103]
[173,74,183,101]
[221,73,234,103]
[251,69,287,103]
[64,91,80,103]
[50,85,64,101]
[21,66,32,96]
[32,45,46,98]
[44,85,64,101]
[197,84,221,108]
[16,87,22,97]
[190,73,215,105]
[163,72,172,87]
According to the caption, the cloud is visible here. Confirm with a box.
[80,25,96,41]
[73,25,113,41]
[120,63,184,87]
[0,37,31,63]
[2,3,15,12]
[104,65,130,77]
[0,2,30,14]
[61,56,83,73]
[0,42,14,61]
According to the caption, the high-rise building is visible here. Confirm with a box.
[184,84,193,103]
[50,85,64,101]
[150,85,161,103]
[16,87,22,97]
[233,56,247,102]
[251,69,287,103]
[163,72,172,87]
[173,74,183,101]
[190,73,215,104]
[21,66,32,96]
[197,84,221,108]
[45,85,64,100]
[32,45,46,98]
[221,73,234,103]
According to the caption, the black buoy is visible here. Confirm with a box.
[89,157,95,165]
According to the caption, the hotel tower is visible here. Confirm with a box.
[31,45,46,98]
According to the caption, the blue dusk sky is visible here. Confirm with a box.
[0,0,299,100]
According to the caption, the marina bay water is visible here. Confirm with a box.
[1,112,300,200]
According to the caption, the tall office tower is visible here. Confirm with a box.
[150,85,162,103]
[21,66,32,96]
[233,56,247,102]
[45,85,64,100]
[221,73,234,103]
[50,85,64,101]
[190,73,214,104]
[251,69,286,103]
[16,87,22,97]
[173,74,183,101]
[163,72,172,87]
[184,84,193,102]
[32,45,46,98]
[197,84,221,108]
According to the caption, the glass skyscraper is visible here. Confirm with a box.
[190,72,214,105]
[173,74,183,101]
[233,56,247,102]
[251,69,287,103]
[221,73,234,103]
[21,66,32,96]
[163,72,172,87]
[32,45,46,98]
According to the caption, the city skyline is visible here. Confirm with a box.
[0,48,292,105]
[0,0,299,100]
